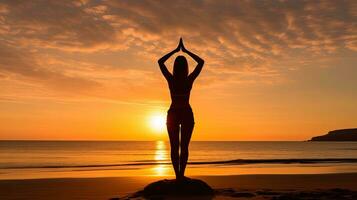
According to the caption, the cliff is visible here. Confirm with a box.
[310,128,357,141]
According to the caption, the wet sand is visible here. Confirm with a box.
[1,173,357,199]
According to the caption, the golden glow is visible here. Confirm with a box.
[153,141,170,176]
[148,112,166,133]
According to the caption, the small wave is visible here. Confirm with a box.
[190,158,357,165]
[2,158,357,169]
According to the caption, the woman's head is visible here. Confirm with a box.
[173,56,188,79]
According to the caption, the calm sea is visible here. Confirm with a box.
[1,141,357,180]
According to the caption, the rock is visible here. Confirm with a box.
[309,128,357,141]
[137,178,214,198]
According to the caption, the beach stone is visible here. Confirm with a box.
[140,178,214,198]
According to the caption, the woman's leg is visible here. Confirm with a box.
[167,114,180,179]
[180,118,194,179]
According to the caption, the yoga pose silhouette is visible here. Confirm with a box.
[158,38,204,180]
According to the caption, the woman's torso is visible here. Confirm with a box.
[168,78,193,109]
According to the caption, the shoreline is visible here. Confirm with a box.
[3,158,357,169]
[1,173,357,199]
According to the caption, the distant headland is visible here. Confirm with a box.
[310,128,357,141]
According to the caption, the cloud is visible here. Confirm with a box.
[103,0,356,51]
[99,0,357,85]
[0,0,356,101]
[1,0,355,54]
[104,0,356,85]
[0,41,100,93]
[0,0,118,51]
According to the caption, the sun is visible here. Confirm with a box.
[148,113,166,133]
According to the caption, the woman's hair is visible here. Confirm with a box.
[173,56,188,79]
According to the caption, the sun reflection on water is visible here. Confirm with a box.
[153,140,170,176]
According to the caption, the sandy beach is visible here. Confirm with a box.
[1,173,357,199]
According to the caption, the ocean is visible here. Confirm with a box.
[1,141,357,180]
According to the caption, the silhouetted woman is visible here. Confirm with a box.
[158,38,204,180]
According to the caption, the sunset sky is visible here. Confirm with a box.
[0,0,356,141]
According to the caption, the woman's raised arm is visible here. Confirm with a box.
[181,41,204,82]
[158,43,180,81]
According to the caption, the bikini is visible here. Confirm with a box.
[167,93,195,126]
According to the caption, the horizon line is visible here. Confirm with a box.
[0,139,308,142]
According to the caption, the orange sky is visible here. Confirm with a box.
[0,0,356,141]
